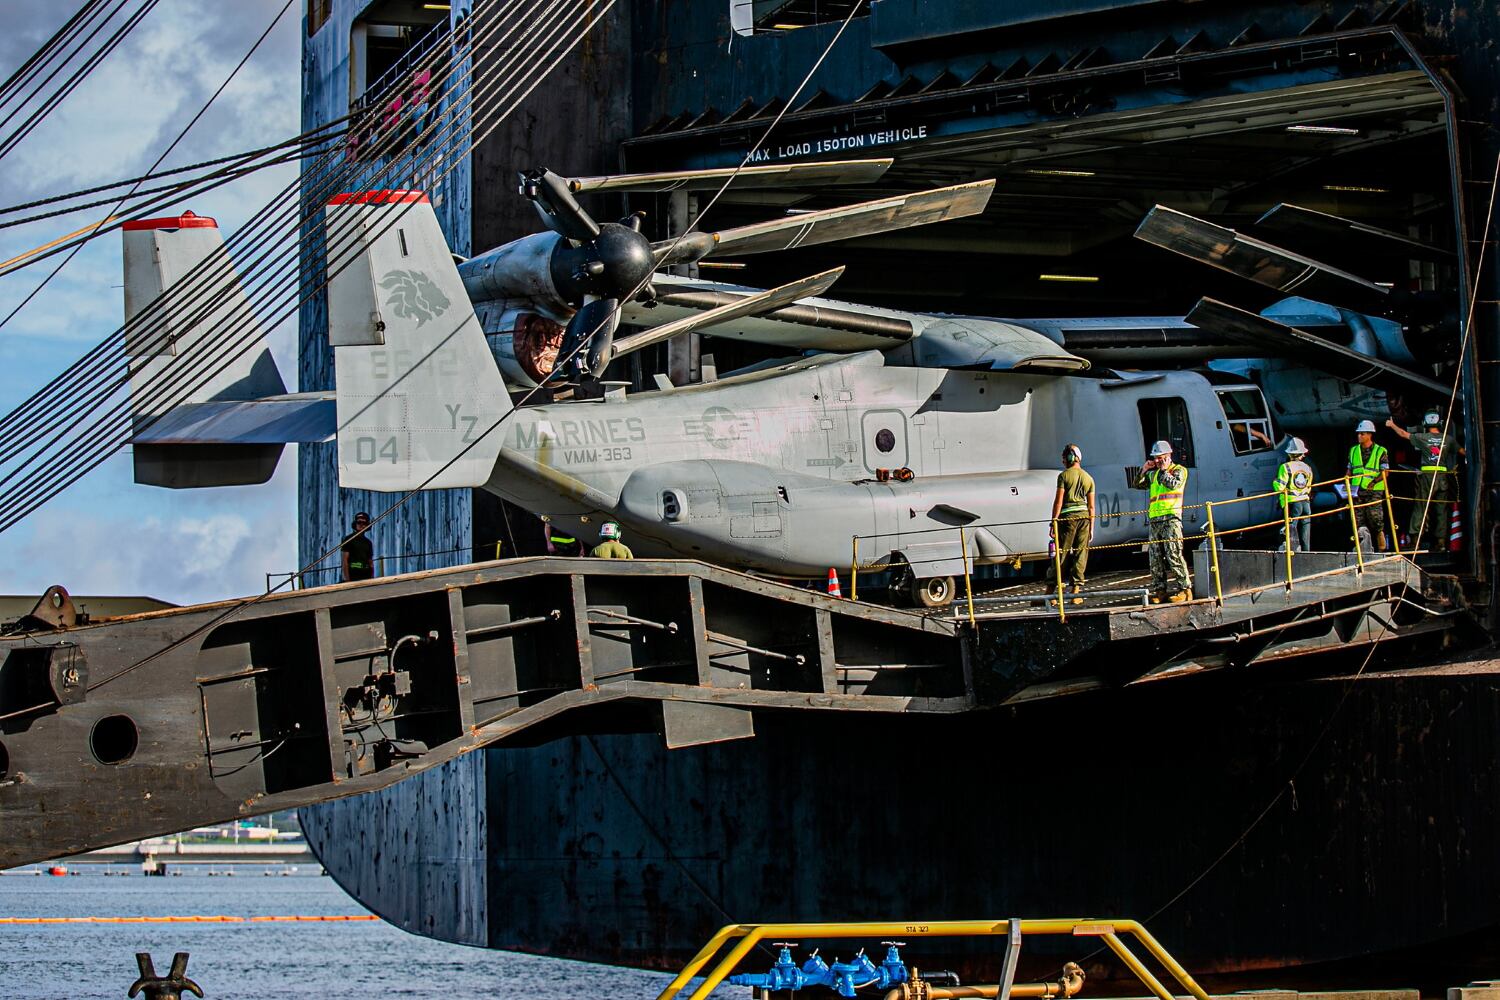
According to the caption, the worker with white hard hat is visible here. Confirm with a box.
[1131,439,1191,603]
[1273,438,1314,552]
[1345,419,1390,551]
[1386,410,1462,553]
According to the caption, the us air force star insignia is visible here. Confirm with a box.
[379,269,451,327]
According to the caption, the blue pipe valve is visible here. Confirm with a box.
[727,943,833,993]
[829,944,910,997]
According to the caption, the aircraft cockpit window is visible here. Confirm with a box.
[1215,388,1274,456]
[1137,397,1195,467]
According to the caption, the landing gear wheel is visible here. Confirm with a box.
[910,574,956,609]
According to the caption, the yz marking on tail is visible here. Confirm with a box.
[445,403,480,442]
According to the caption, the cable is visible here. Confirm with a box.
[0,0,297,336]
[0,0,109,112]
[0,0,584,526]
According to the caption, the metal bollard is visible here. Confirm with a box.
[129,952,202,1000]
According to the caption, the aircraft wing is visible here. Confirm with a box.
[1185,298,1451,398]
[132,392,336,445]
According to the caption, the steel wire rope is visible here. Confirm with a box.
[0,0,160,165]
[0,0,111,113]
[0,0,508,460]
[78,0,857,693]
[0,0,563,493]
[0,0,117,120]
[0,3,489,503]
[0,3,467,435]
[0,0,592,528]
[0,0,298,346]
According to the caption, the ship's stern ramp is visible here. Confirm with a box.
[0,552,1458,870]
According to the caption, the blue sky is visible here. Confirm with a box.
[0,1,302,604]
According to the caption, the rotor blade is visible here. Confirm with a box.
[559,297,621,380]
[1186,297,1451,399]
[519,168,601,242]
[653,180,996,266]
[568,159,893,194]
[1253,203,1456,265]
[1135,205,1391,314]
[611,267,846,359]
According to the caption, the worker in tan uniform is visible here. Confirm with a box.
[1049,444,1095,605]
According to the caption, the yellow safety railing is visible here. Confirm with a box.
[845,471,1420,621]
[656,916,1212,1000]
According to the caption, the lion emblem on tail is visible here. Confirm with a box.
[379,269,451,326]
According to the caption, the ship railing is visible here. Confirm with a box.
[849,474,1432,625]
[656,916,1212,1000]
[265,538,506,591]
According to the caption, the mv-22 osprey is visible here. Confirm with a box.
[127,161,1452,606]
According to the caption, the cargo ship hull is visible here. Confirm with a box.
[303,655,1500,992]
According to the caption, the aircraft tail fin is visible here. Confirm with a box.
[124,212,289,488]
[324,191,510,491]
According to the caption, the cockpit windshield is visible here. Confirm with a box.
[1216,387,1274,455]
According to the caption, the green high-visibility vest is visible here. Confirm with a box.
[1148,466,1187,518]
[1347,444,1388,492]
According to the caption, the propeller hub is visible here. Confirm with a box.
[549,222,655,302]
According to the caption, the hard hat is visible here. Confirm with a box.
[1424,411,1442,427]
[599,521,621,540]
[1355,420,1377,434]
[1287,437,1308,455]
[1062,443,1082,464]
[1149,440,1172,457]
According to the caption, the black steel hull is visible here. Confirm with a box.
[303,655,1500,991]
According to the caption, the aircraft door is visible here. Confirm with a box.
[1137,396,1202,528]
[861,410,909,474]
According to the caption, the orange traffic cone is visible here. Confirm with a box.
[1450,502,1463,553]
[826,568,843,598]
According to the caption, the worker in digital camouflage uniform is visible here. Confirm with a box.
[1132,440,1191,603]
[590,521,634,559]
[1273,438,1314,552]
[1345,419,1389,551]
[1049,443,1094,606]
[1386,411,1461,553]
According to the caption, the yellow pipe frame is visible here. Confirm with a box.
[1051,517,1065,622]
[1384,488,1402,557]
[657,918,1212,1000]
[1344,477,1364,572]
[1204,502,1223,605]
[959,525,977,628]
[1281,498,1294,592]
[851,535,859,602]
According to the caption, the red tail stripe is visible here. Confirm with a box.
[327,190,429,205]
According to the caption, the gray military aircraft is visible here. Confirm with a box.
[123,163,1453,606]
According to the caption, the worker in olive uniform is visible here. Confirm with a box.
[1273,438,1314,552]
[1049,444,1095,605]
[1386,411,1461,552]
[590,521,634,559]
[1132,440,1191,603]
[543,519,584,556]
[341,511,377,582]
[1345,419,1389,551]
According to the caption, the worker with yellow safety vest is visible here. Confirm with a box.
[1131,439,1191,603]
[1273,438,1314,552]
[1344,419,1390,551]
[1386,411,1461,553]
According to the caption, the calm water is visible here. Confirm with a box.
[0,872,747,999]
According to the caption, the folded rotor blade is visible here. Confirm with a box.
[654,180,996,266]
[1253,203,1456,265]
[558,297,621,380]
[519,168,601,242]
[1186,297,1451,398]
[611,267,846,359]
[568,159,893,194]
[1136,205,1391,314]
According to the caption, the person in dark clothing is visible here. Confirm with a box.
[341,512,377,582]
[543,519,585,556]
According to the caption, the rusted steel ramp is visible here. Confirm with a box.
[0,552,1458,867]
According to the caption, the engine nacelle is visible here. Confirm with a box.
[475,301,568,388]
[457,231,566,313]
